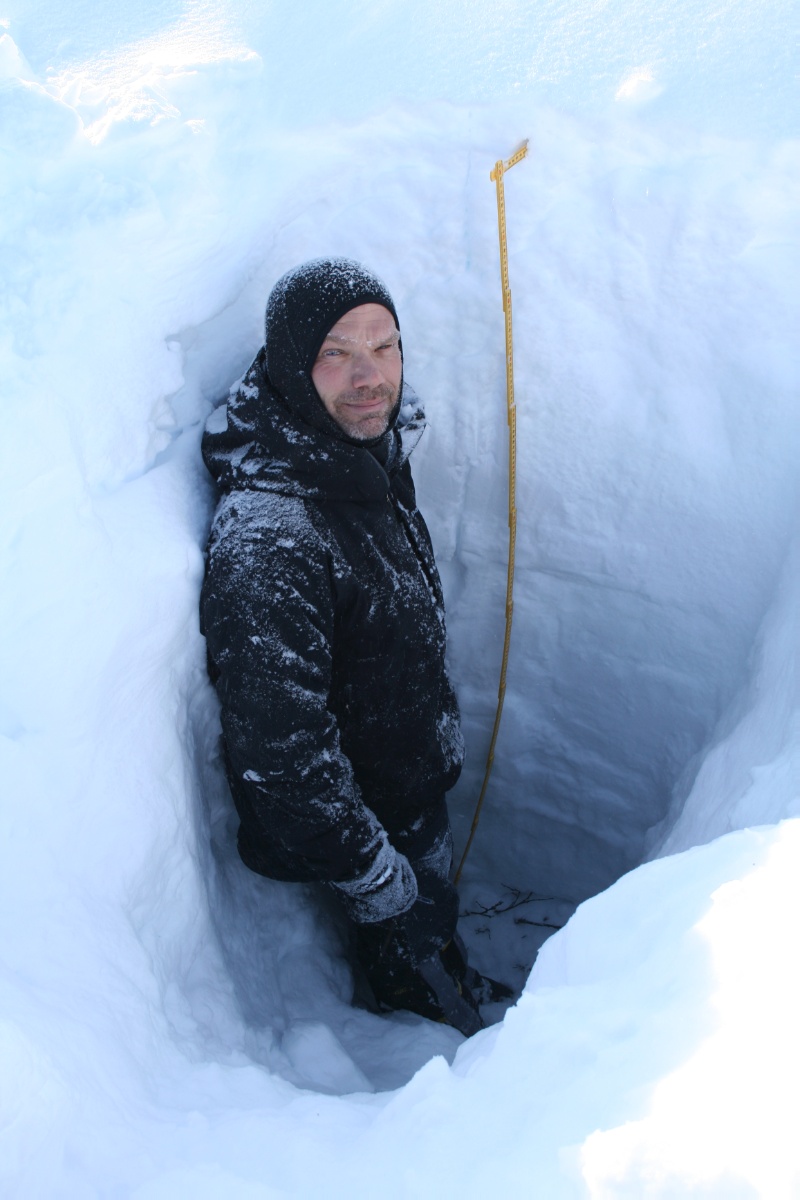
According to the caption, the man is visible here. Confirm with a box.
[201,258,492,1034]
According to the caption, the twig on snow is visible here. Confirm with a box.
[461,884,558,921]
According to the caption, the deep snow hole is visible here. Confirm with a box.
[188,507,769,1094]
[174,252,797,1092]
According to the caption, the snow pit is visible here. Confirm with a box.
[2,0,800,1194]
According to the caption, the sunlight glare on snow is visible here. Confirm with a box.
[615,67,662,104]
[45,3,254,144]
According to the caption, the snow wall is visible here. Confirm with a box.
[1,1,799,1195]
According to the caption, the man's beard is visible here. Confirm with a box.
[328,384,399,441]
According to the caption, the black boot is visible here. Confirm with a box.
[440,935,515,1004]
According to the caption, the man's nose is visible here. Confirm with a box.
[350,350,383,388]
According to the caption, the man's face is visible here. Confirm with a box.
[311,303,402,440]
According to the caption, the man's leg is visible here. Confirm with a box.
[353,804,483,1030]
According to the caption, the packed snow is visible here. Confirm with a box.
[1,0,799,1195]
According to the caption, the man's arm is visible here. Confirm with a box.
[201,497,417,919]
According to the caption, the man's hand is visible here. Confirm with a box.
[332,833,418,924]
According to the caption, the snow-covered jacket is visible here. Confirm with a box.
[200,348,464,900]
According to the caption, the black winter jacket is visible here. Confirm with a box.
[200,349,464,888]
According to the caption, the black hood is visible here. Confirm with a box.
[202,258,420,504]
[264,257,402,444]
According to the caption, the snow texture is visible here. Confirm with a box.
[1,0,799,1195]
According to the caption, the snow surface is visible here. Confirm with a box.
[1,0,799,1194]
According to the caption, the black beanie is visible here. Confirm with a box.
[264,257,402,439]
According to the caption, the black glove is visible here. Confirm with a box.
[332,832,418,924]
